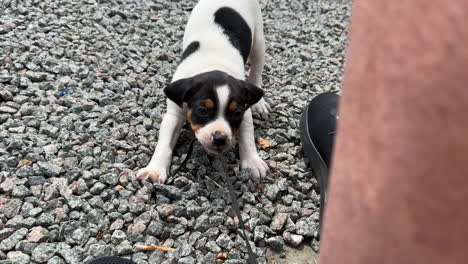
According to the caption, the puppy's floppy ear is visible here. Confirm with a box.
[239,80,264,109]
[163,77,194,108]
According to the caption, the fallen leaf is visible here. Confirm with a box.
[217,253,228,260]
[96,226,109,241]
[17,160,32,168]
[135,245,176,251]
[257,137,270,149]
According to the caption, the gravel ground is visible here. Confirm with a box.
[0,0,351,263]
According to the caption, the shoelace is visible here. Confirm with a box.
[218,156,258,264]
[171,139,197,177]
[171,141,258,264]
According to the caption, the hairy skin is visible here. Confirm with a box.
[320,1,468,264]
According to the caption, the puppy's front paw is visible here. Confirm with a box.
[136,166,168,184]
[251,98,271,114]
[241,155,269,180]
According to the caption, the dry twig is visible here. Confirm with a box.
[134,245,176,252]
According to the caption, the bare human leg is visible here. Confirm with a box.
[320,0,468,263]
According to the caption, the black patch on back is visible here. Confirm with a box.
[180,41,200,63]
[214,7,252,63]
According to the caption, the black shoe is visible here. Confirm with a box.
[299,92,339,233]
[88,257,137,264]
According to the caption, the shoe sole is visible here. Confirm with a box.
[299,101,329,233]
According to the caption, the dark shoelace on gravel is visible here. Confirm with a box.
[170,139,197,177]
[171,141,258,264]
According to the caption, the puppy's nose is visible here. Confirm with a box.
[212,131,227,146]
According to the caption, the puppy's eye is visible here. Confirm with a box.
[233,110,243,118]
[197,107,208,115]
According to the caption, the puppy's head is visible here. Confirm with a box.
[164,71,263,155]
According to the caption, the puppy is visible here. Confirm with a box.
[137,0,271,183]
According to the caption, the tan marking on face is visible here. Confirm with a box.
[229,101,237,112]
[232,128,239,137]
[191,124,202,134]
[205,98,215,109]
[187,108,192,122]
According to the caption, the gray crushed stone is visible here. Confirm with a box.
[0,0,350,262]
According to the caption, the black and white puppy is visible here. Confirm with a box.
[137,0,271,183]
